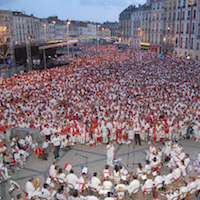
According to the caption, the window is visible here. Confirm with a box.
[177,12,180,20]
[191,38,193,49]
[183,0,186,6]
[192,23,195,32]
[172,37,175,44]
[169,13,171,21]
[188,0,192,6]
[173,12,176,20]
[198,28,200,38]
[177,24,179,33]
[169,2,172,9]
[180,37,183,48]
[186,23,189,33]
[188,11,190,18]
[197,43,199,50]
[182,11,185,20]
[160,34,162,43]
[185,37,188,48]
[181,24,184,33]
[193,10,196,18]
[178,0,181,7]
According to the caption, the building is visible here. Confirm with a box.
[131,5,144,49]
[0,10,14,68]
[174,0,200,60]
[103,21,119,38]
[119,5,137,44]
[13,12,40,43]
[121,0,200,59]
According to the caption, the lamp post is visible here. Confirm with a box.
[67,21,71,58]
[97,25,100,51]
[43,24,46,42]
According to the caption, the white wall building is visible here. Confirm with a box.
[12,12,40,43]
[122,0,200,59]
[174,0,200,59]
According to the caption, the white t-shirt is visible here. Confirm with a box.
[66,173,78,188]
[107,144,115,156]
[128,179,140,194]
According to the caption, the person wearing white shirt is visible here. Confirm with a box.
[115,179,127,199]
[172,165,182,181]
[179,181,188,199]
[57,168,67,184]
[184,154,191,172]
[25,133,33,146]
[56,187,68,200]
[41,183,56,199]
[178,160,187,177]
[163,169,173,185]
[142,176,154,193]
[76,173,86,193]
[25,178,41,199]
[51,133,61,159]
[128,175,140,195]
[154,171,163,189]
[49,162,58,178]
[143,160,151,175]
[106,141,115,167]
[178,149,186,161]
[42,124,51,141]
[119,165,129,182]
[42,139,51,152]
[86,194,98,200]
[146,143,156,161]
[66,170,79,189]
[187,177,198,194]
[101,177,113,194]
[88,172,101,191]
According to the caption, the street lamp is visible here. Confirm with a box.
[97,25,100,51]
[43,24,46,42]
[67,21,71,58]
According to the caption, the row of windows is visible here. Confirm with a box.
[177,0,197,7]
[177,10,196,20]
[175,37,198,49]
[14,17,34,23]
[176,22,196,34]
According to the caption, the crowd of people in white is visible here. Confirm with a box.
[0,44,200,199]
[1,45,200,145]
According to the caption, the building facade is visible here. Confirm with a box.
[174,0,200,59]
[121,0,200,59]
[103,22,119,38]
[119,5,137,44]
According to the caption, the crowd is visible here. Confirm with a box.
[0,44,200,199]
[0,45,200,145]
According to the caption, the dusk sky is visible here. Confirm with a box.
[0,0,146,23]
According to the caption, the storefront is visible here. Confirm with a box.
[140,42,150,50]
[150,45,159,53]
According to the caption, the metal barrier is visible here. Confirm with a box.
[10,127,45,144]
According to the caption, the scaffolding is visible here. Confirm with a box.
[26,37,32,71]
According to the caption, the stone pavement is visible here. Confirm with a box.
[1,139,199,199]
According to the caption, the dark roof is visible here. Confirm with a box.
[120,3,147,17]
